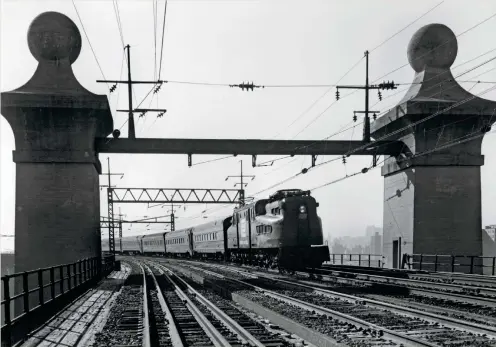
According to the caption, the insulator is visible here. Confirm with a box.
[353,115,357,122]
[378,90,382,101]
[301,168,308,174]
[110,84,117,93]
[373,113,377,120]
[361,167,369,174]
[342,156,346,164]
[336,89,340,100]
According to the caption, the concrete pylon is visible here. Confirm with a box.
[1,11,113,293]
[371,24,496,272]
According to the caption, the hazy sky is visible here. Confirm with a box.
[1,0,495,252]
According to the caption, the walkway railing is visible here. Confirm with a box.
[404,254,496,275]
[1,255,116,347]
[326,253,384,268]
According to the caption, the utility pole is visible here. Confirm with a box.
[147,202,181,231]
[225,160,255,206]
[97,45,167,139]
[126,45,134,138]
[99,158,124,256]
[335,51,397,165]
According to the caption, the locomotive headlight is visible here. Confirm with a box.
[299,205,306,214]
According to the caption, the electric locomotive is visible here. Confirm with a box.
[227,189,329,269]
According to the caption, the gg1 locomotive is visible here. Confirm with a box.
[104,189,330,270]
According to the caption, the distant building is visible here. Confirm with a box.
[370,232,382,255]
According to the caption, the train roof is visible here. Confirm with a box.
[141,231,166,239]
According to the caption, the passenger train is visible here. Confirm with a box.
[102,189,330,270]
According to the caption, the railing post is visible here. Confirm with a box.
[83,259,87,282]
[67,265,71,290]
[332,254,335,264]
[3,276,12,347]
[73,263,77,286]
[97,257,102,278]
[470,256,474,274]
[368,255,371,267]
[49,267,55,301]
[22,272,29,314]
[59,266,64,294]
[37,270,44,306]
[451,255,455,273]
[341,254,343,265]
[434,255,438,272]
[358,254,362,266]
[492,257,495,276]
[78,261,82,285]
[419,254,423,271]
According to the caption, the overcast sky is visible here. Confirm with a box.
[1,0,495,252]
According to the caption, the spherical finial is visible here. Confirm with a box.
[407,24,457,72]
[27,12,82,64]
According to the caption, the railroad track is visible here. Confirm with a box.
[173,260,496,347]
[146,260,297,346]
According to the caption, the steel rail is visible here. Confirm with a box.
[139,264,151,347]
[142,264,184,347]
[180,263,437,347]
[159,266,232,347]
[153,262,266,347]
[309,267,496,297]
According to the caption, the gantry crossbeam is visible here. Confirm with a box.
[96,138,403,156]
[109,188,241,204]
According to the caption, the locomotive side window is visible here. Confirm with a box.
[265,225,272,233]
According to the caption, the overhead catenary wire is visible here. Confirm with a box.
[72,0,110,91]
[153,0,158,81]
[113,0,126,50]
[310,122,496,193]
[158,0,169,80]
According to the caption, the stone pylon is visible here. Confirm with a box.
[1,11,113,308]
[371,24,496,272]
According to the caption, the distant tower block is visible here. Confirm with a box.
[1,11,113,288]
[371,24,496,272]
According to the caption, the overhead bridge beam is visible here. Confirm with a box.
[96,138,404,156]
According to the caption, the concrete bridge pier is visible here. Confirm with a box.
[371,24,496,273]
[0,12,113,311]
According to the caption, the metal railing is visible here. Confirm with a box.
[404,254,496,275]
[1,255,115,347]
[326,253,384,268]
